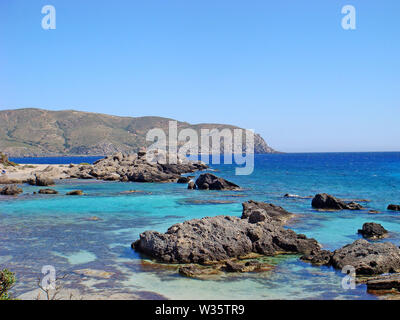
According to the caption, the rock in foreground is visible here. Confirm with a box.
[311,193,363,210]
[195,173,240,190]
[132,202,319,264]
[358,223,388,239]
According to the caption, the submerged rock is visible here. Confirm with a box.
[311,193,363,210]
[195,173,240,190]
[331,239,400,275]
[358,223,388,240]
[0,185,23,196]
[388,204,400,212]
[284,193,312,199]
[301,249,333,266]
[38,188,58,194]
[132,202,319,264]
[66,190,84,196]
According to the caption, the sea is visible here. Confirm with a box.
[1,152,400,300]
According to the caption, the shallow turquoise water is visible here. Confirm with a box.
[1,153,400,299]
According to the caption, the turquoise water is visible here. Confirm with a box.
[1,152,400,299]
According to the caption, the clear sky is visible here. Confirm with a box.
[0,0,399,152]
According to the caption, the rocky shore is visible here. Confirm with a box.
[0,151,208,187]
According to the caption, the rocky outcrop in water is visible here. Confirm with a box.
[331,239,400,275]
[0,185,23,196]
[195,173,240,190]
[302,239,400,276]
[132,201,319,264]
[242,200,295,225]
[38,188,59,194]
[28,174,55,186]
[388,204,400,212]
[358,223,388,240]
[311,193,363,210]
[67,152,207,183]
[301,249,333,266]
[66,190,83,196]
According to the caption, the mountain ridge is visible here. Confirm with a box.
[0,108,277,157]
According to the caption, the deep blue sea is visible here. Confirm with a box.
[1,152,400,299]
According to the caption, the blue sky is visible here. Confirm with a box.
[0,0,399,152]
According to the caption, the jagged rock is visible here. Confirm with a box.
[388,204,400,212]
[38,188,59,194]
[311,193,363,210]
[195,173,240,190]
[241,200,295,225]
[358,223,388,239]
[0,185,23,195]
[132,202,320,264]
[331,239,400,275]
[66,190,84,196]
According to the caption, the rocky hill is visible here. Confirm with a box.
[0,108,277,157]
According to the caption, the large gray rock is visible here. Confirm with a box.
[331,239,400,275]
[311,193,363,210]
[132,202,319,264]
[195,173,240,190]
[242,200,295,225]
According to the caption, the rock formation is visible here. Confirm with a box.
[311,193,363,210]
[242,200,295,225]
[132,201,319,264]
[358,223,388,239]
[195,173,240,190]
[67,152,207,183]
[302,239,400,276]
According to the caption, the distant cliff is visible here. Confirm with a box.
[0,108,277,157]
